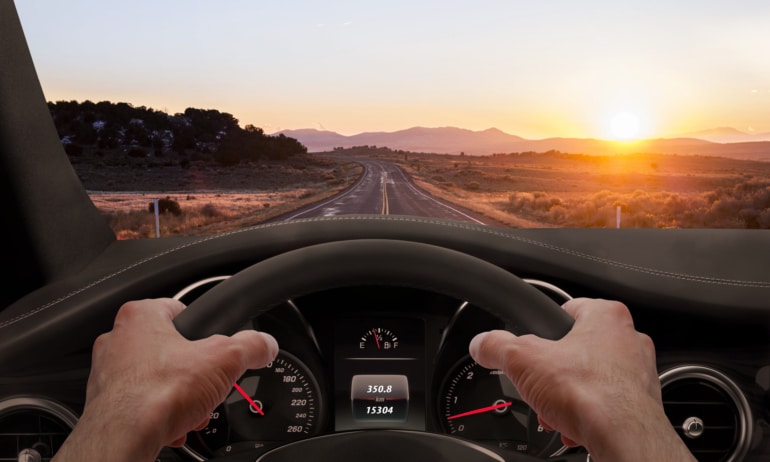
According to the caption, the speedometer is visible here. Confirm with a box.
[183,351,324,460]
[439,356,566,457]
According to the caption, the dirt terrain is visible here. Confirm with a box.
[378,151,770,228]
[80,149,770,236]
[79,154,362,238]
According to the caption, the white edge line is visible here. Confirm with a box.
[394,166,486,225]
[284,163,369,220]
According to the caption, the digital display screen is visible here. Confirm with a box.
[351,374,409,421]
[334,317,425,431]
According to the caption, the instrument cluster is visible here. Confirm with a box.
[174,278,575,460]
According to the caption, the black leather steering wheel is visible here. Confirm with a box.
[173,239,575,462]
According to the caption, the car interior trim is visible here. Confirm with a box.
[659,365,754,462]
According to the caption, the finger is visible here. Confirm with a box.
[537,415,554,432]
[563,298,633,330]
[154,298,187,321]
[561,434,579,447]
[561,297,597,320]
[114,298,186,327]
[91,332,109,362]
[229,330,279,370]
[169,435,187,447]
[193,417,210,431]
[469,330,518,370]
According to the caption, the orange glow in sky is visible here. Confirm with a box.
[15,1,770,140]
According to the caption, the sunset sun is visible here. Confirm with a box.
[609,112,641,140]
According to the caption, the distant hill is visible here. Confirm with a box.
[278,126,770,161]
[279,127,526,156]
[680,127,770,144]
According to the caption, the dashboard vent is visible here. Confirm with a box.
[660,366,753,462]
[0,397,77,461]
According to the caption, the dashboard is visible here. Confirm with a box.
[0,218,768,462]
[174,278,574,460]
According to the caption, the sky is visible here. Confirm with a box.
[15,1,770,140]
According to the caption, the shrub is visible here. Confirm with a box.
[298,190,315,199]
[500,179,770,229]
[148,196,182,216]
[200,203,221,218]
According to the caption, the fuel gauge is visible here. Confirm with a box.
[359,327,399,351]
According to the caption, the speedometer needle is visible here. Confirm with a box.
[447,401,512,420]
[233,383,265,416]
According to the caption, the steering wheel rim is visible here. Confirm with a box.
[174,239,574,339]
[173,239,575,461]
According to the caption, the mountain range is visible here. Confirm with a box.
[277,126,770,161]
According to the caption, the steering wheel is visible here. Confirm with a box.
[173,239,575,462]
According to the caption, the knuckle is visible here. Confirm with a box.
[114,300,145,322]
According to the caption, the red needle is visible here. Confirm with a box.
[447,401,512,420]
[233,383,264,416]
[372,328,381,349]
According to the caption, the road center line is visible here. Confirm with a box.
[381,172,390,215]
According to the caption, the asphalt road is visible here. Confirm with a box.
[283,159,490,225]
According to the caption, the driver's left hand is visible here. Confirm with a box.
[53,298,278,462]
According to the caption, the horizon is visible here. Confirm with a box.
[39,97,770,144]
[275,124,770,143]
[16,1,770,140]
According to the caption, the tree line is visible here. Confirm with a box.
[48,100,306,165]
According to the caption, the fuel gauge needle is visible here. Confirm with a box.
[372,328,381,349]
[447,401,512,420]
[233,382,264,416]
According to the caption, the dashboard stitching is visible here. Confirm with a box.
[1,215,769,330]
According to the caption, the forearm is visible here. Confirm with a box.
[53,399,163,462]
[583,396,696,462]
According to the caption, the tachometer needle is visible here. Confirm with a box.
[233,383,264,416]
[447,401,512,420]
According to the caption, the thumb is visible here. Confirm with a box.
[199,330,279,387]
[231,330,279,370]
[469,330,518,370]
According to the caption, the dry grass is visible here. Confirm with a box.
[90,149,770,234]
[90,159,362,239]
[383,151,770,228]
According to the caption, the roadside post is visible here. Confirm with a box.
[154,198,160,238]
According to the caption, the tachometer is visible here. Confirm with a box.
[439,356,566,457]
[183,351,323,460]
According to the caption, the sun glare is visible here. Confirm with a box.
[609,112,641,140]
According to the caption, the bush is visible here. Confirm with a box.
[200,203,221,218]
[500,179,770,228]
[148,196,182,216]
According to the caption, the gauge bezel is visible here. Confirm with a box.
[437,355,569,457]
[181,350,324,461]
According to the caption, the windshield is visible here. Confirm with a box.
[16,1,770,237]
